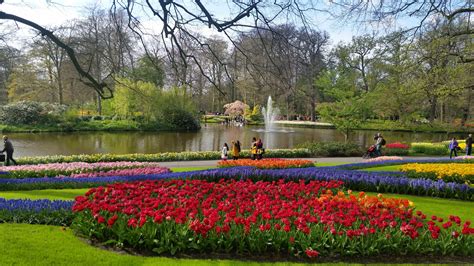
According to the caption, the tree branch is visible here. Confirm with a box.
[0,11,113,99]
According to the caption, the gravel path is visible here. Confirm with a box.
[159,156,446,168]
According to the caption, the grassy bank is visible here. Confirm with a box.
[202,115,471,134]
[0,120,200,133]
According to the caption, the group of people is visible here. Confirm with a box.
[449,134,472,159]
[221,137,265,160]
[221,140,242,160]
[221,115,246,127]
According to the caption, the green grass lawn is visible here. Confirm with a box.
[0,188,90,200]
[170,166,215,172]
[3,223,343,266]
[315,162,349,167]
[360,165,402,171]
[1,223,462,266]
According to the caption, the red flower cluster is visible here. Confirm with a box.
[72,179,474,258]
[217,158,314,169]
[385,142,410,149]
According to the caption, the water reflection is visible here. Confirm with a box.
[7,124,460,157]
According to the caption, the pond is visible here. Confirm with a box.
[5,124,459,157]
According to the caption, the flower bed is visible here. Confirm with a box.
[401,163,474,184]
[411,143,447,155]
[72,179,474,259]
[340,158,474,170]
[0,162,170,179]
[385,143,410,156]
[366,156,404,162]
[0,198,73,225]
[1,166,472,200]
[17,149,311,165]
[217,158,314,169]
[386,143,410,149]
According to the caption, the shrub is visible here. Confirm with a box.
[297,142,363,157]
[1,101,42,125]
[0,101,67,125]
[158,106,200,130]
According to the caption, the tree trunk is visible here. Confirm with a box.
[57,72,63,105]
[310,101,316,122]
[428,95,437,122]
[97,92,102,116]
[460,87,472,127]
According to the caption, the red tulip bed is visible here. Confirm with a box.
[72,179,474,260]
[217,158,314,169]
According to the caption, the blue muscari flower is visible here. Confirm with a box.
[0,198,73,212]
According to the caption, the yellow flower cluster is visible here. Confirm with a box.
[401,163,474,179]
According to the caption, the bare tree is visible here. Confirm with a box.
[0,0,321,98]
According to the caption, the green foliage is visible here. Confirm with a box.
[411,143,448,155]
[0,209,74,226]
[130,55,165,87]
[112,78,159,120]
[317,100,363,141]
[244,104,263,122]
[110,78,200,130]
[296,141,363,157]
[155,87,200,130]
[0,101,66,125]
[317,69,357,101]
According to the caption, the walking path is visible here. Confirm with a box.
[159,156,446,168]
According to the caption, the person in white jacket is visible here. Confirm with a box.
[221,143,229,160]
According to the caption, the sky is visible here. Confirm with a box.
[0,0,429,52]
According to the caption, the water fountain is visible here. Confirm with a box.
[262,96,278,132]
[253,96,293,134]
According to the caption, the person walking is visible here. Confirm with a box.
[232,140,241,160]
[374,133,385,157]
[221,143,229,161]
[256,138,264,160]
[466,134,472,156]
[1,135,17,166]
[449,137,459,159]
[251,137,257,160]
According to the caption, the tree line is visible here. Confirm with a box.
[0,1,472,128]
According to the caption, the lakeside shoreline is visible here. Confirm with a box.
[2,119,471,134]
